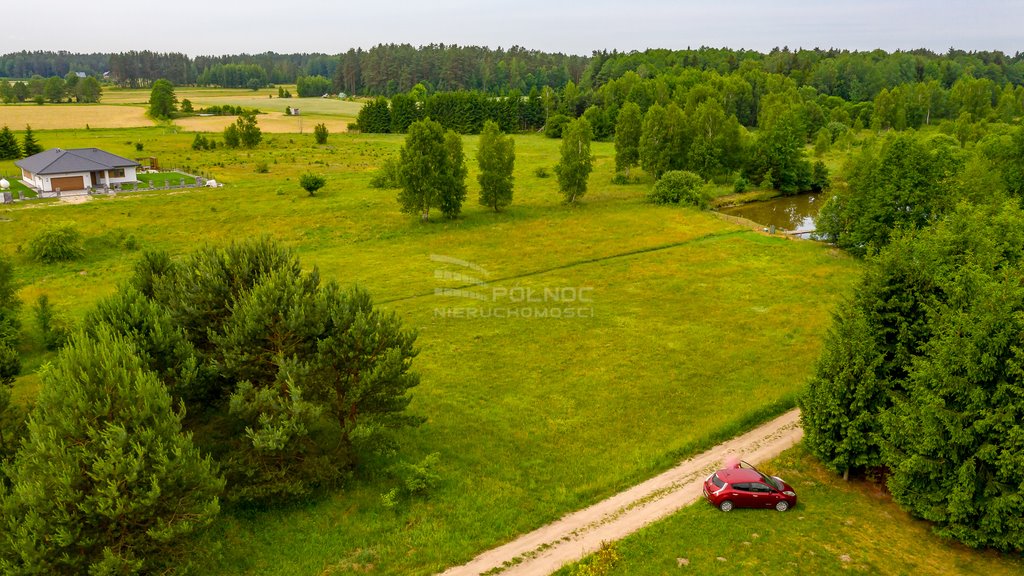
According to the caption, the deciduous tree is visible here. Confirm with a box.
[614,101,641,176]
[236,111,262,148]
[148,79,177,118]
[556,117,593,203]
[397,118,467,221]
[476,120,515,211]
[440,131,468,219]
[42,76,64,103]
[74,76,102,103]
[640,104,671,178]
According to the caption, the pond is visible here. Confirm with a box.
[718,193,823,235]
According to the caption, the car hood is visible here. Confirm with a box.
[773,476,795,493]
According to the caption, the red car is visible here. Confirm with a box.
[703,461,797,512]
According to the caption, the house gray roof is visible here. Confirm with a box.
[15,148,140,175]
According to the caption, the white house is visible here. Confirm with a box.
[15,148,140,194]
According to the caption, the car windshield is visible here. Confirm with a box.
[760,473,783,491]
[711,474,725,489]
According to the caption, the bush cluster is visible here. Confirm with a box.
[647,170,710,208]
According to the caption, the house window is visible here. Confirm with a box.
[109,169,125,178]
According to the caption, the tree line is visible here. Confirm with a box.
[799,100,1024,552]
[7,46,1022,98]
[356,89,546,134]
[0,74,102,104]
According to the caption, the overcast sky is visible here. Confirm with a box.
[3,0,1021,56]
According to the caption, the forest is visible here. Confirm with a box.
[3,45,1024,96]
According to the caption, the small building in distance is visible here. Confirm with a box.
[15,148,140,193]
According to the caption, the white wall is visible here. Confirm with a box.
[40,172,91,193]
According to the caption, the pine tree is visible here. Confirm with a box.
[0,328,224,574]
[0,126,21,160]
[21,125,42,156]
[476,120,515,211]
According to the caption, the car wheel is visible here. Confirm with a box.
[719,500,734,512]
[775,500,789,512]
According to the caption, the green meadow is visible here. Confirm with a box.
[0,99,885,573]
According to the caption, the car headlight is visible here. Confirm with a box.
[783,491,796,497]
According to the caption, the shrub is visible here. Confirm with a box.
[191,133,213,151]
[369,156,402,189]
[648,170,710,208]
[27,221,84,263]
[544,113,570,138]
[534,166,550,178]
[733,176,749,193]
[0,254,20,347]
[223,123,240,148]
[299,173,326,196]
[0,342,19,387]
[34,294,71,351]
[255,161,269,174]
[314,122,329,145]
[570,541,622,576]
[381,452,442,508]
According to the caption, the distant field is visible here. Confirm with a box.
[0,104,154,129]
[0,88,361,136]
[101,86,285,104]
[102,86,363,117]
[174,112,351,134]
[560,444,1024,576]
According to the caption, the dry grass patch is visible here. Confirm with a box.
[0,105,154,129]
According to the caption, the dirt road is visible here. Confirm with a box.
[439,409,803,576]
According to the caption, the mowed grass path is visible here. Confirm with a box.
[3,127,859,574]
[559,445,1024,576]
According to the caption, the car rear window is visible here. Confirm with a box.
[711,473,725,488]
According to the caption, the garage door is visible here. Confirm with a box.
[50,176,84,192]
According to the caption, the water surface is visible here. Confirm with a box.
[719,193,822,235]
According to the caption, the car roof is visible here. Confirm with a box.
[716,468,765,484]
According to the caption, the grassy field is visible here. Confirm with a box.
[1,124,861,574]
[0,86,359,134]
[0,104,154,129]
[559,445,1024,576]
[2,102,1006,575]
